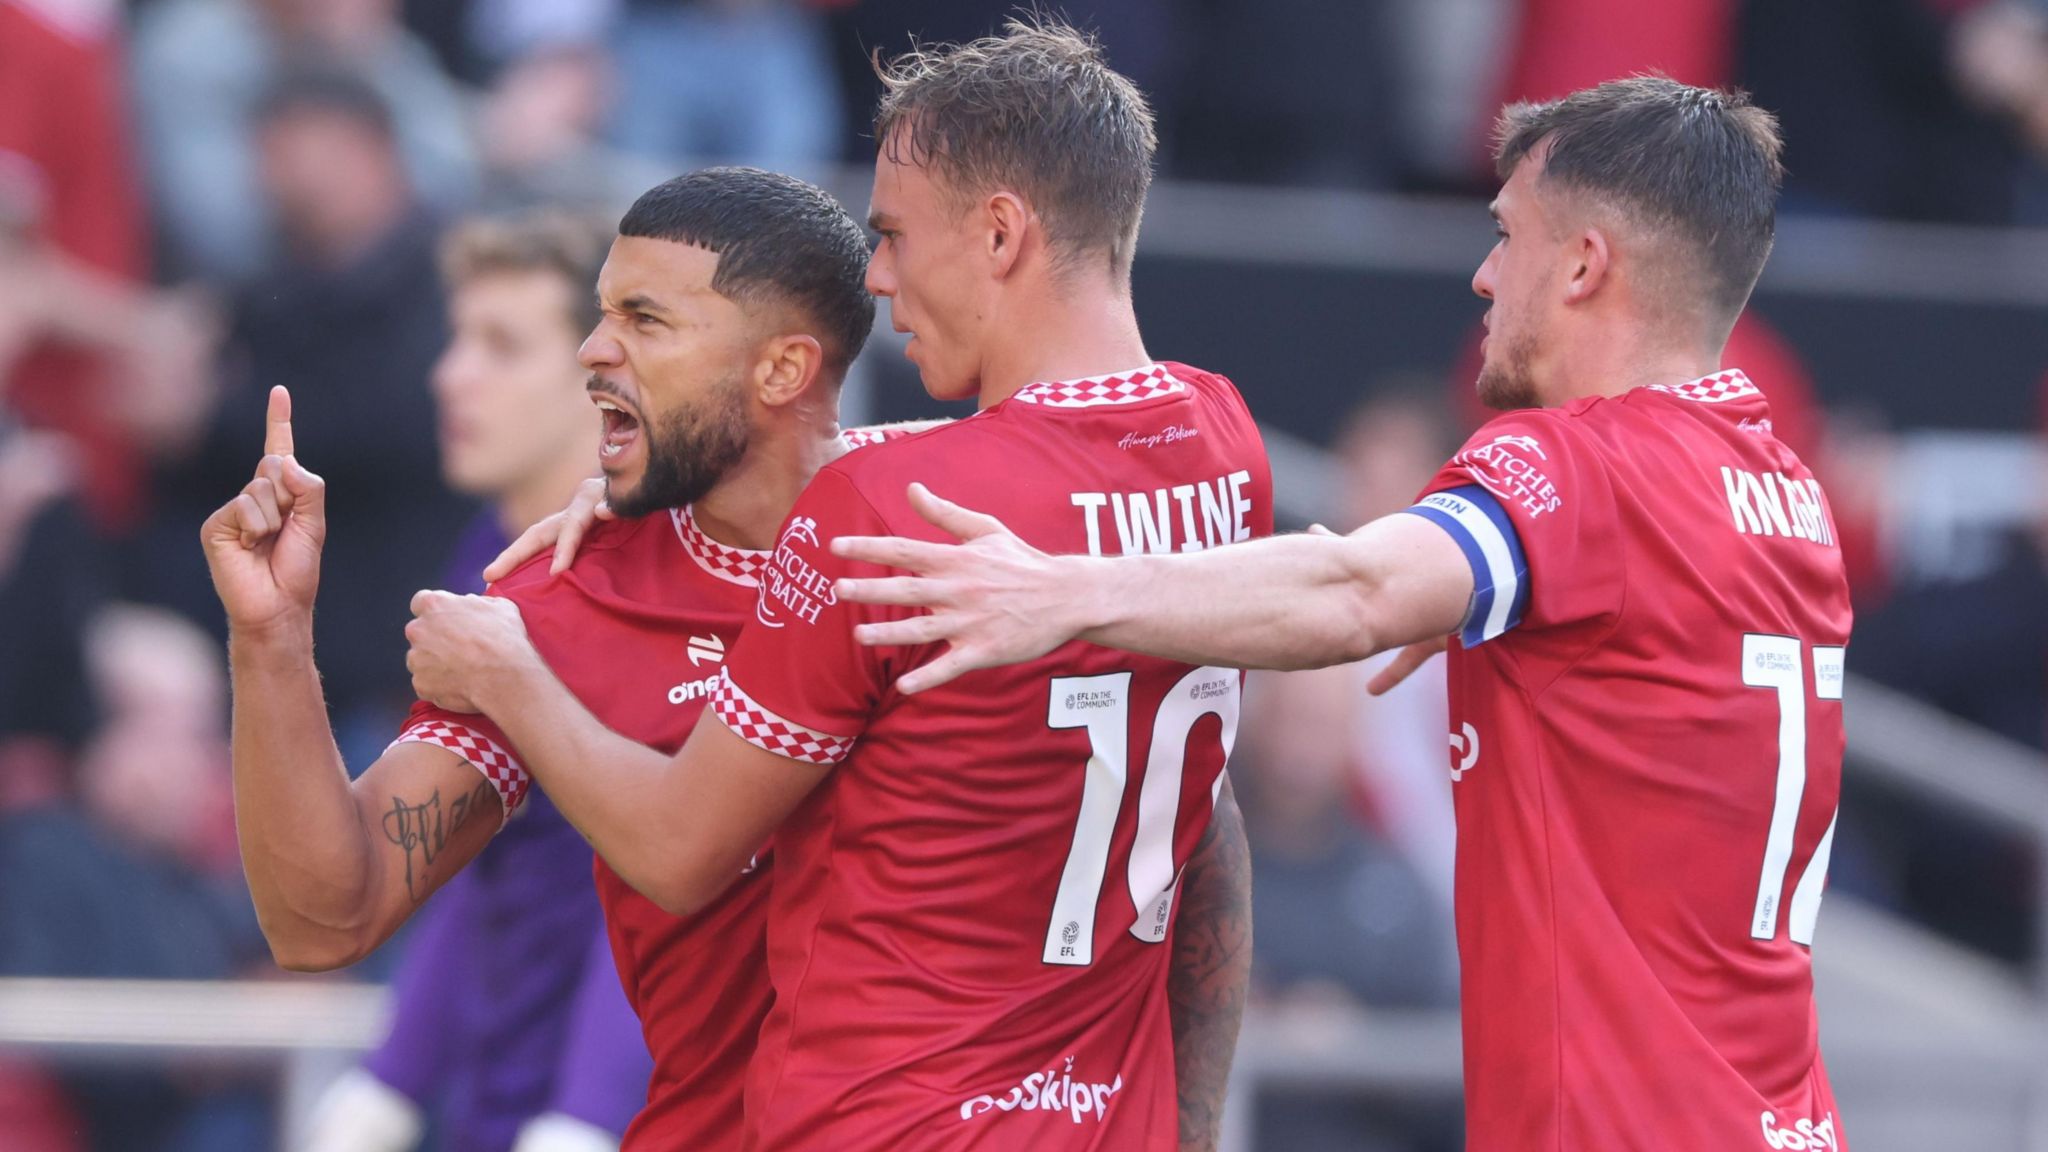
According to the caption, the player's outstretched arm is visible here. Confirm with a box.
[404,592,827,916]
[1170,774,1252,1152]
[831,484,1477,691]
[205,388,503,970]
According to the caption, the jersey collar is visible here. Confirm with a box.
[1010,363,1187,408]
[1647,369,1759,404]
[670,505,772,588]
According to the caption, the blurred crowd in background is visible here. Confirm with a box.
[3,0,2048,1149]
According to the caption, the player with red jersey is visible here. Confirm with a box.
[203,167,879,1148]
[829,79,1851,1151]
[404,21,1261,1150]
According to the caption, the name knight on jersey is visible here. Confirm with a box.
[1721,467,1834,547]
[1069,469,1255,557]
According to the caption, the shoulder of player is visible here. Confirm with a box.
[485,513,649,599]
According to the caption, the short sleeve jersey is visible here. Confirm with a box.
[391,506,774,1151]
[1408,370,1852,1152]
[716,363,1273,1152]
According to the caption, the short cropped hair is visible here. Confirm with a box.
[439,211,612,336]
[873,16,1158,280]
[1495,76,1786,322]
[254,61,394,139]
[617,167,876,376]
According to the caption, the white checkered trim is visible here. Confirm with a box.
[841,427,889,450]
[1649,369,1759,404]
[671,506,772,588]
[1011,364,1187,408]
[389,719,530,816]
[710,672,855,766]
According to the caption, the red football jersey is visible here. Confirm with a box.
[715,363,1273,1151]
[1410,370,1851,1151]
[393,505,774,1150]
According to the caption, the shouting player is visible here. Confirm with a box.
[203,168,879,1148]
[404,19,1266,1151]
[303,211,653,1152]
[830,79,1852,1151]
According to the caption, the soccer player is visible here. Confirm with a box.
[302,211,653,1152]
[830,79,1853,1151]
[202,167,880,1149]
[403,20,1266,1150]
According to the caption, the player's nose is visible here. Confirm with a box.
[865,248,895,299]
[578,323,624,371]
[1472,247,1499,301]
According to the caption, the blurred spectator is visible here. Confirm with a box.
[473,45,665,214]
[139,66,470,762]
[608,0,842,172]
[0,603,267,1152]
[1739,0,2048,224]
[0,0,219,530]
[297,211,653,1152]
[0,423,103,813]
[131,0,476,282]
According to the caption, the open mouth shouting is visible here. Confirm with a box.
[592,391,644,465]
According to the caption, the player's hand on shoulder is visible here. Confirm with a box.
[831,482,1084,694]
[484,476,612,582]
[404,590,541,714]
[200,386,328,634]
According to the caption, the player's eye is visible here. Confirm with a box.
[1494,225,1508,242]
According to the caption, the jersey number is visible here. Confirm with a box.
[1742,635,1844,946]
[1041,668,1241,967]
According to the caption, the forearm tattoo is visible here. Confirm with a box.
[1170,776,1253,1151]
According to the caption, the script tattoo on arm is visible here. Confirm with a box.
[1169,775,1253,1152]
[380,778,497,902]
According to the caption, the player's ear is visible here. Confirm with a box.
[1565,226,1611,305]
[755,333,826,409]
[985,190,1030,279]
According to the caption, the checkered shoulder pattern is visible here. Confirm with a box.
[1011,363,1188,408]
[671,506,772,588]
[1649,369,1759,404]
[841,427,889,450]
[389,719,530,817]
[710,671,855,766]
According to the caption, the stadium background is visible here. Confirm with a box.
[2,0,2046,1148]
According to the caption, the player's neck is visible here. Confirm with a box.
[1549,329,1720,406]
[973,284,1150,409]
[691,413,843,552]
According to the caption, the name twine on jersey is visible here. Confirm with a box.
[958,1056,1124,1126]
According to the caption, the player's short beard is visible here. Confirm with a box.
[604,370,751,518]
[1476,330,1541,411]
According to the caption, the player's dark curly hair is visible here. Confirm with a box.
[873,16,1157,283]
[618,167,876,377]
[1495,76,1786,328]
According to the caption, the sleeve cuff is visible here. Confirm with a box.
[388,719,530,816]
[710,672,856,766]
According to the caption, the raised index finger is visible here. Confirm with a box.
[264,386,294,457]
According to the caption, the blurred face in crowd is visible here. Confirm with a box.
[578,237,756,517]
[1470,152,1565,411]
[256,107,407,264]
[432,270,596,501]
[865,130,993,403]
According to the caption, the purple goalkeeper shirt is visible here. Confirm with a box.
[363,513,654,1151]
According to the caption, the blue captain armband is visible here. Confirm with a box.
[1402,485,1530,646]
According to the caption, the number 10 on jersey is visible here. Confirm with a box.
[1042,668,1242,966]
[1743,634,1845,947]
